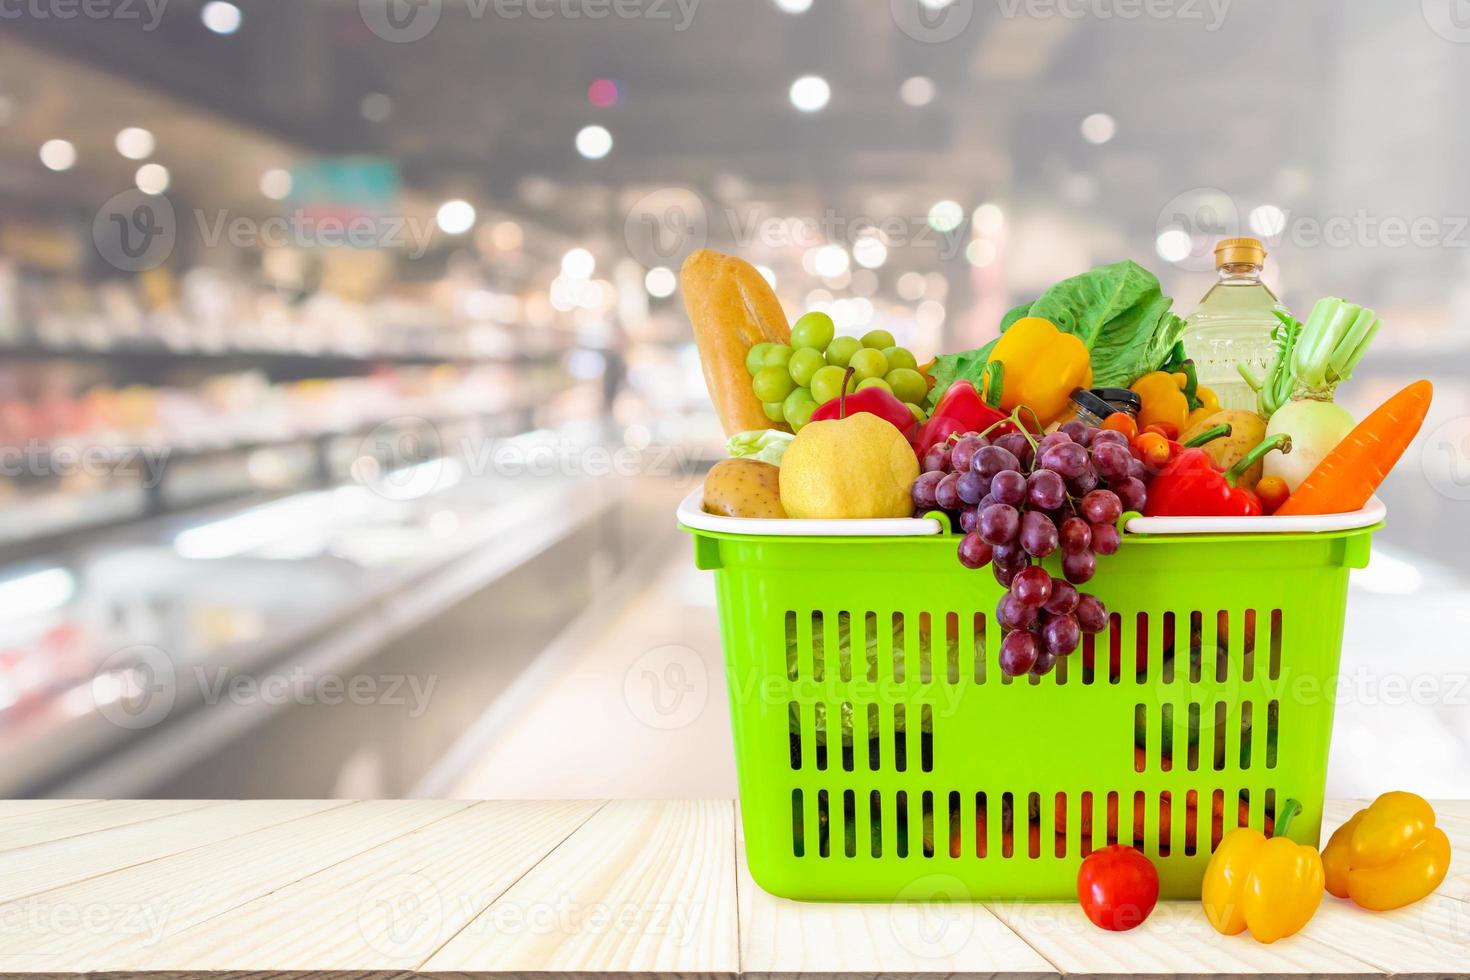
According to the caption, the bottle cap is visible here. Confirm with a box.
[1215,237,1266,268]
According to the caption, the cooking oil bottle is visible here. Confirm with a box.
[1182,238,1288,411]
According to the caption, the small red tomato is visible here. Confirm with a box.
[1077,844,1159,932]
[1255,475,1290,514]
[1102,412,1138,440]
[1132,432,1172,470]
[1142,421,1180,442]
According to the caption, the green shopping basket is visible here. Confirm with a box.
[679,488,1383,901]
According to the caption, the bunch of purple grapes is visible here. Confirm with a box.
[910,420,1149,678]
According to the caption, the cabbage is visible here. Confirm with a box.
[726,429,794,466]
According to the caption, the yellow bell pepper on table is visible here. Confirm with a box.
[982,317,1092,426]
[1322,791,1452,911]
[1201,798,1325,943]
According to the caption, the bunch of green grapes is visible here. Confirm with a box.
[744,312,930,432]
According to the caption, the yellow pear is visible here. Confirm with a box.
[779,413,919,519]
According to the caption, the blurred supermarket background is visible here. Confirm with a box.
[0,0,1466,802]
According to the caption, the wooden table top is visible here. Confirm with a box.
[0,798,1464,978]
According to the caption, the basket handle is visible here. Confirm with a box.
[694,534,723,571]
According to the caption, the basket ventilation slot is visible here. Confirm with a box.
[788,786,1287,862]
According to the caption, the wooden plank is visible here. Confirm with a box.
[422,799,739,978]
[0,799,215,853]
[0,799,468,973]
[119,800,603,972]
[736,838,1057,980]
[1294,891,1470,976]
[0,798,344,905]
[0,800,96,820]
[988,899,1385,978]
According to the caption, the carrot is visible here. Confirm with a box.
[1276,379,1433,516]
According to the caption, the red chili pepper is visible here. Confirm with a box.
[1077,844,1159,932]
[1143,434,1292,517]
[810,368,917,439]
[911,379,1010,455]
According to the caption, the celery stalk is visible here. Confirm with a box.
[1293,297,1348,389]
[1256,296,1381,417]
[1328,308,1379,383]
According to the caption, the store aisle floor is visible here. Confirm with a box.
[448,537,737,799]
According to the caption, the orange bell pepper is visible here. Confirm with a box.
[1322,791,1452,911]
[1201,798,1324,943]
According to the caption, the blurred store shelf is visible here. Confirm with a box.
[0,424,694,798]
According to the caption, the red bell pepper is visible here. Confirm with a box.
[911,379,1010,455]
[810,368,917,439]
[1143,434,1291,517]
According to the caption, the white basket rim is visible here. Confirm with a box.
[677,484,1385,537]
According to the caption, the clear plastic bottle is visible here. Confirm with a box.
[1182,238,1288,412]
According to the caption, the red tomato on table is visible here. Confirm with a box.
[1077,844,1159,931]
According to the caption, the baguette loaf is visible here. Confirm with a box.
[680,249,791,436]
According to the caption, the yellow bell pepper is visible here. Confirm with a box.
[1201,799,1324,943]
[1185,384,1221,431]
[1322,791,1451,911]
[1133,361,1220,432]
[1132,371,1190,431]
[983,317,1091,426]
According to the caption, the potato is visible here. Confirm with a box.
[1181,409,1268,487]
[703,458,786,518]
